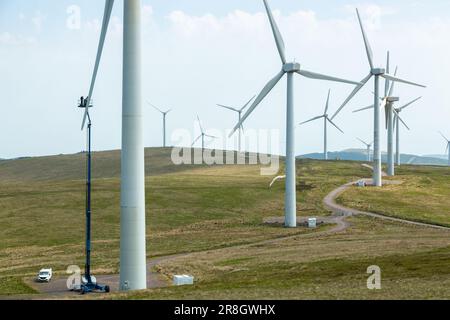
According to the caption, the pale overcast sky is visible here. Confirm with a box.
[1,0,449,159]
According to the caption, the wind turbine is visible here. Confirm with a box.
[229,0,361,228]
[357,138,373,162]
[299,90,344,160]
[331,9,426,186]
[81,0,147,291]
[192,116,218,156]
[148,102,172,148]
[439,132,450,166]
[353,53,420,176]
[394,97,422,166]
[217,95,255,152]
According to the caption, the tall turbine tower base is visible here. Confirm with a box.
[372,71,384,187]
[120,0,147,291]
[285,71,297,228]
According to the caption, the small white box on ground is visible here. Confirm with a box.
[173,275,194,286]
[308,218,317,228]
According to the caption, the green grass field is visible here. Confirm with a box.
[0,148,449,299]
[338,165,450,227]
[115,217,450,300]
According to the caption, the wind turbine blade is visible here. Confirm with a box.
[269,175,286,188]
[82,0,114,130]
[191,135,202,147]
[397,97,422,112]
[327,118,344,134]
[356,8,374,70]
[197,115,205,134]
[263,0,286,64]
[240,95,257,112]
[229,70,285,137]
[217,104,240,113]
[357,137,369,146]
[439,131,449,142]
[353,105,374,113]
[388,66,398,97]
[393,109,410,131]
[381,74,426,88]
[446,143,449,155]
[205,134,218,140]
[385,51,390,97]
[297,69,361,85]
[324,89,331,114]
[148,101,164,114]
[299,115,324,126]
[330,73,372,120]
[165,109,172,114]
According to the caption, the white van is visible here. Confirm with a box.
[37,268,52,282]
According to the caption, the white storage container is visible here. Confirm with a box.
[173,275,194,286]
[308,218,317,228]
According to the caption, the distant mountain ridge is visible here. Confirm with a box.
[299,149,448,166]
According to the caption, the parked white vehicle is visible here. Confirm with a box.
[37,268,52,282]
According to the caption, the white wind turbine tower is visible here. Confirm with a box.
[357,138,373,162]
[81,0,147,291]
[192,116,218,156]
[230,0,361,228]
[217,95,255,152]
[331,9,426,186]
[395,97,422,166]
[439,132,450,166]
[148,102,172,148]
[299,90,344,160]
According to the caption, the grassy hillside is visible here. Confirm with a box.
[300,150,448,166]
[338,165,450,227]
[0,148,449,299]
[114,216,450,300]
[0,148,205,182]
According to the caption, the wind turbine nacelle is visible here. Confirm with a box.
[371,68,385,75]
[283,62,301,73]
[387,97,399,103]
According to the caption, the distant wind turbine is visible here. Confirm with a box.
[192,116,218,155]
[299,90,344,160]
[394,97,422,166]
[439,132,450,166]
[148,102,172,148]
[357,138,373,162]
[217,95,255,152]
[331,9,426,186]
[229,0,361,228]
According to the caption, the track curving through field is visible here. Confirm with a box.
[14,169,450,299]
